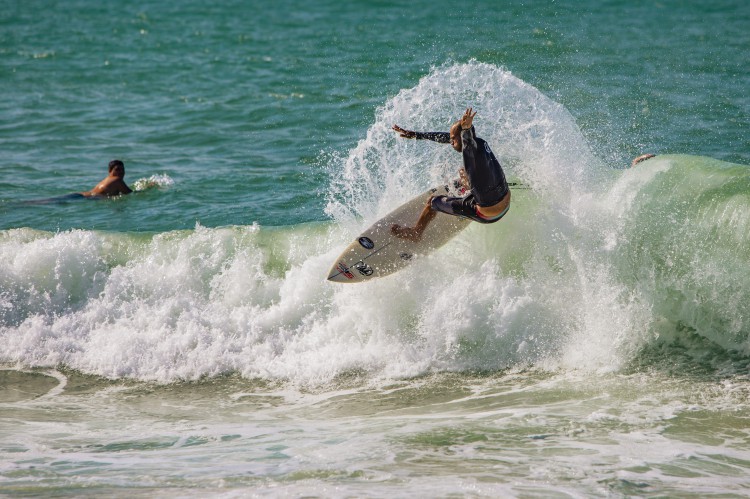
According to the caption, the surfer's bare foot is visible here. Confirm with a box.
[391,224,422,242]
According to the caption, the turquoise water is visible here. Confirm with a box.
[2,0,750,496]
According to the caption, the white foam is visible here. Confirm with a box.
[132,173,175,192]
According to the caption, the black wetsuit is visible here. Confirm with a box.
[415,127,510,223]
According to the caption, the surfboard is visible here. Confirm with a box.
[327,180,470,283]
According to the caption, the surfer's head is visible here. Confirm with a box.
[108,160,125,177]
[449,121,463,152]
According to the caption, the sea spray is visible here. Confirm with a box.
[132,173,175,192]
[325,60,605,228]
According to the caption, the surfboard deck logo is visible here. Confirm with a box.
[354,261,374,276]
[336,261,355,280]
[358,237,375,249]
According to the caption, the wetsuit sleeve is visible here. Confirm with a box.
[460,127,478,168]
[414,131,451,143]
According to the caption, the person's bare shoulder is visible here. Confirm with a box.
[83,177,132,197]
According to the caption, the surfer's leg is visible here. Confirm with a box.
[391,198,437,242]
[459,168,470,190]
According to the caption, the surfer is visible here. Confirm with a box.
[81,160,133,197]
[390,108,510,242]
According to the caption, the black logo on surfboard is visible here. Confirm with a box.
[354,261,373,276]
[358,237,375,249]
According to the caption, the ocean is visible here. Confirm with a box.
[2,0,750,496]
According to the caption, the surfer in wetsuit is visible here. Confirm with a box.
[391,108,510,242]
[81,159,132,197]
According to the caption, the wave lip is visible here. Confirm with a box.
[609,154,750,356]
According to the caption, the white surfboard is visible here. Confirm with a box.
[327,181,470,283]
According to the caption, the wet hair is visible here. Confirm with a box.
[108,160,124,172]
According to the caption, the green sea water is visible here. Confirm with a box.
[2,0,750,496]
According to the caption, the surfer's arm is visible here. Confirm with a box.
[392,125,450,144]
[460,127,478,150]
[415,131,451,143]
[460,127,479,173]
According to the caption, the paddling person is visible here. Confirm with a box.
[81,159,133,197]
[391,108,510,242]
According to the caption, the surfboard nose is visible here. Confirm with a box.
[327,261,356,282]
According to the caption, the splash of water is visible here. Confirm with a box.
[325,60,604,226]
[132,173,175,192]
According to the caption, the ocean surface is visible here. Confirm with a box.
[2,0,750,496]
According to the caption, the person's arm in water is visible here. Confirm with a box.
[392,125,451,144]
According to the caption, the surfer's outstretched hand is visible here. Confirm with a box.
[392,124,417,139]
[460,107,476,130]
